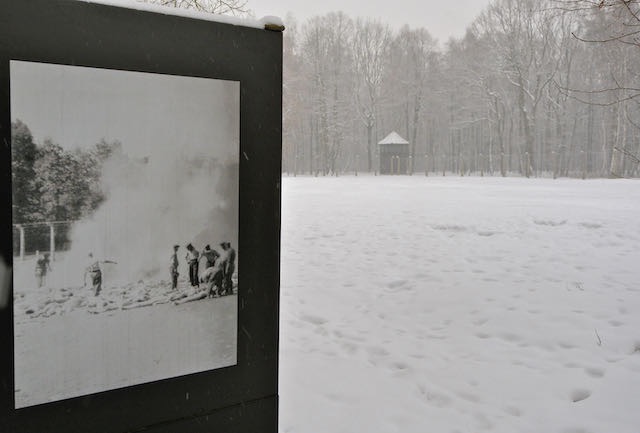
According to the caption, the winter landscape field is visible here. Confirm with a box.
[278,175,640,433]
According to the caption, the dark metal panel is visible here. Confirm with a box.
[0,1,281,432]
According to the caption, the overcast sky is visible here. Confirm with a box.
[10,60,239,161]
[252,0,493,44]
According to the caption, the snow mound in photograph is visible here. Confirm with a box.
[14,277,236,322]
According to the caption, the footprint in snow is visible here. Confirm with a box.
[385,280,412,292]
[570,389,591,403]
[472,317,488,326]
[389,361,410,372]
[300,314,328,326]
[477,230,500,237]
[579,222,602,229]
[456,390,481,403]
[558,341,577,349]
[504,406,522,417]
[534,219,567,227]
[367,346,389,357]
[499,332,522,343]
[417,385,452,408]
[584,367,605,378]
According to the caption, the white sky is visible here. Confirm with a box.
[10,60,239,161]
[251,0,493,44]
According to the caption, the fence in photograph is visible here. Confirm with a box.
[12,221,73,261]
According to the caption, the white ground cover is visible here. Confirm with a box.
[279,175,640,433]
[13,273,237,408]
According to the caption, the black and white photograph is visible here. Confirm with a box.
[11,60,239,408]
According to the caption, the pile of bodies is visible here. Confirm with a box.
[171,241,237,305]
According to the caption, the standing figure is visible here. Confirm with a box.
[185,243,200,287]
[84,252,117,296]
[34,251,51,288]
[202,244,220,268]
[170,244,180,290]
[221,242,236,295]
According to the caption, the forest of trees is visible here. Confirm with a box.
[11,120,123,253]
[282,0,640,178]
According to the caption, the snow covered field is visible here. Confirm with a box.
[279,175,640,433]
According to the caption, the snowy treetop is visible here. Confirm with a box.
[76,0,284,31]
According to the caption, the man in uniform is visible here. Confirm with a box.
[221,242,236,296]
[185,243,200,288]
[34,251,51,288]
[202,244,220,269]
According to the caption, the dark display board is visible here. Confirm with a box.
[0,1,281,431]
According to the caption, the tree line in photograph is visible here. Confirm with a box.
[11,120,123,253]
[281,0,640,178]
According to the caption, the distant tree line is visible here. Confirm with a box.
[282,0,640,178]
[11,119,122,254]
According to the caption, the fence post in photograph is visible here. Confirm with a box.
[48,223,55,261]
[16,225,25,261]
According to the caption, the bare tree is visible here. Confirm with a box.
[138,0,250,16]
[353,19,392,172]
[554,0,640,47]
[389,27,438,174]
[280,3,639,179]
[553,0,640,177]
[300,13,355,176]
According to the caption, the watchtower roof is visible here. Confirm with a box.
[378,131,409,145]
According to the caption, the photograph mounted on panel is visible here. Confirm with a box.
[11,60,239,408]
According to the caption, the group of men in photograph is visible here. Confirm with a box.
[170,241,236,297]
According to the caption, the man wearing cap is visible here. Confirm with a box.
[202,244,220,269]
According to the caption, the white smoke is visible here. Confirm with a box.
[55,150,239,288]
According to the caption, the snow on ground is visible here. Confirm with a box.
[279,175,640,433]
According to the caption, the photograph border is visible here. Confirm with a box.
[0,1,281,432]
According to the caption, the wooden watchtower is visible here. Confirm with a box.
[378,131,409,175]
